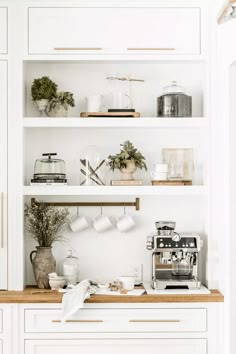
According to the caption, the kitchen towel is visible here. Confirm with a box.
[61,280,97,320]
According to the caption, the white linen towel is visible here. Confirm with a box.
[61,280,97,320]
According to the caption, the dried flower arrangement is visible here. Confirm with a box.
[25,201,70,247]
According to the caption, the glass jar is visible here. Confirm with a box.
[162,148,194,182]
[80,145,106,186]
[61,250,80,285]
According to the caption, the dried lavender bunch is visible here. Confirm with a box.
[25,201,70,247]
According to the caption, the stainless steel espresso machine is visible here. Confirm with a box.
[146,221,202,290]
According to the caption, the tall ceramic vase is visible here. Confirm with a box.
[30,246,56,289]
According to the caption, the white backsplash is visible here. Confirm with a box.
[25,196,208,286]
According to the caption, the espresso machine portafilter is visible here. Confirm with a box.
[146,221,202,290]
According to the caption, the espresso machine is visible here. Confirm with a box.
[146,221,202,290]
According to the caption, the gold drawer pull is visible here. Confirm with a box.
[127,47,175,51]
[129,319,180,323]
[54,47,103,51]
[52,319,103,323]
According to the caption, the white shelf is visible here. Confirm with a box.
[23,185,208,196]
[23,117,208,129]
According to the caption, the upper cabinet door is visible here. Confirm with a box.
[28,7,200,55]
[0,8,7,54]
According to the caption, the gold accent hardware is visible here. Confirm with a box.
[52,320,103,323]
[127,47,175,51]
[54,47,103,51]
[129,319,180,323]
[31,197,140,211]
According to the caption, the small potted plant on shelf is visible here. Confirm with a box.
[107,140,147,180]
[47,91,75,117]
[25,200,70,289]
[31,76,57,117]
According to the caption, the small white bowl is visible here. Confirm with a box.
[49,277,65,290]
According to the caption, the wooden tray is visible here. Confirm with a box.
[151,180,192,186]
[80,112,140,118]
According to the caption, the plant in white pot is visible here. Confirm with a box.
[107,140,147,180]
[47,91,75,117]
[25,200,70,289]
[31,76,58,116]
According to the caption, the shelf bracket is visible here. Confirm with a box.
[31,197,140,211]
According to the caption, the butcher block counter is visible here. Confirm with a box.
[0,288,224,303]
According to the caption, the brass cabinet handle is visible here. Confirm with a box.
[52,319,103,323]
[1,192,3,249]
[127,47,175,51]
[129,319,180,323]
[54,47,103,51]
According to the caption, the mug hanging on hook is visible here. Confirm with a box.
[93,204,113,233]
[116,204,135,233]
[69,206,90,232]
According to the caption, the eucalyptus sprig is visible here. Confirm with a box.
[107,140,147,171]
[25,201,70,247]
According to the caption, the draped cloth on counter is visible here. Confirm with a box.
[61,280,97,320]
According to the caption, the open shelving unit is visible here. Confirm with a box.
[23,185,208,196]
[23,117,208,129]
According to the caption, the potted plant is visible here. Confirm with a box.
[47,91,75,117]
[107,140,147,180]
[31,76,57,116]
[25,200,70,289]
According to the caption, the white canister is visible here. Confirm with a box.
[86,95,104,112]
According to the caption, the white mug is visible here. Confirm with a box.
[116,215,135,233]
[86,95,104,112]
[119,276,135,291]
[93,215,113,233]
[70,215,90,232]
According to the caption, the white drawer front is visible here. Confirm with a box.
[28,7,200,55]
[25,339,207,354]
[0,309,3,333]
[25,308,206,333]
[0,8,7,54]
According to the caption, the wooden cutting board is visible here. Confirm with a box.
[151,180,193,186]
[80,112,140,118]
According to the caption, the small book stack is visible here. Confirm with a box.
[111,180,142,186]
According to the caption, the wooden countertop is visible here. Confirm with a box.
[0,288,224,304]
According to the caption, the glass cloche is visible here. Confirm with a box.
[61,250,80,286]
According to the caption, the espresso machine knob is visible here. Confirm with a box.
[159,242,164,248]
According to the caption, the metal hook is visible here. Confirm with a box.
[77,207,79,216]
[124,203,126,216]
[100,204,103,215]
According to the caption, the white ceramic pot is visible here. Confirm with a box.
[48,276,65,290]
[119,276,135,291]
[120,160,137,180]
[47,104,68,117]
[34,99,49,117]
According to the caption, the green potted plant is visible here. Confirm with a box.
[25,200,70,289]
[107,140,147,180]
[31,76,57,116]
[47,91,75,117]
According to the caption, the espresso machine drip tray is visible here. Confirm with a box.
[143,282,210,295]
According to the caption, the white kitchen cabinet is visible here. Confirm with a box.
[0,8,7,54]
[25,339,206,354]
[0,61,8,289]
[28,7,200,55]
[24,307,206,333]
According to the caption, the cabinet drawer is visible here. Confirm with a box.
[25,339,207,354]
[0,8,7,54]
[28,7,200,55]
[25,308,206,333]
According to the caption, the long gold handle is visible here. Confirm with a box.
[52,320,103,323]
[1,192,3,249]
[129,319,180,323]
[127,47,175,51]
[54,47,103,51]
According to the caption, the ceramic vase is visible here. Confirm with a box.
[120,160,137,180]
[34,99,49,117]
[47,104,68,117]
[30,246,56,289]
